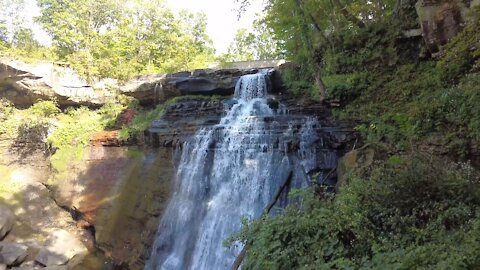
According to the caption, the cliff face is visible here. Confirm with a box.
[1,58,284,108]
[416,0,480,54]
[0,59,116,107]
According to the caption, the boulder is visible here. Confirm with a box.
[0,242,28,266]
[0,58,115,107]
[120,69,267,105]
[35,229,87,267]
[11,266,67,270]
[336,145,375,189]
[0,204,14,239]
[416,0,480,53]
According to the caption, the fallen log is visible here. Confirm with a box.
[230,171,294,270]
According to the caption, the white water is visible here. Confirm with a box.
[145,72,319,270]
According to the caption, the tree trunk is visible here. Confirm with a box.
[315,71,327,101]
[331,0,366,28]
[230,171,294,270]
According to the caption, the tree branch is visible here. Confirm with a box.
[230,171,294,270]
[331,0,366,28]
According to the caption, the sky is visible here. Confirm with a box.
[166,0,263,54]
[23,0,264,55]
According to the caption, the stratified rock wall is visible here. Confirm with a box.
[1,58,285,107]
[0,59,116,107]
[120,69,280,105]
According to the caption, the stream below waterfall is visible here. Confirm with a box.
[145,71,337,270]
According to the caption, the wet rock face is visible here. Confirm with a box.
[50,146,175,269]
[146,95,356,153]
[120,69,282,105]
[145,99,225,147]
[416,0,479,53]
[145,95,357,194]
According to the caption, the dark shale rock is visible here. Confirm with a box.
[119,69,284,105]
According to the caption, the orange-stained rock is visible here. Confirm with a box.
[51,146,175,268]
[90,131,121,147]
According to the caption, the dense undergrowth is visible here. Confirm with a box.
[229,3,480,270]
[230,155,480,269]
[327,6,480,157]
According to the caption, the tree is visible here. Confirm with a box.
[35,0,215,81]
[12,28,39,50]
[221,20,282,62]
[234,0,398,99]
[0,20,8,45]
[0,0,28,43]
[35,0,122,57]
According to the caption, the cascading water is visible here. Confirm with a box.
[145,71,323,270]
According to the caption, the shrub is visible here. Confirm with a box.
[230,155,480,269]
[26,100,60,117]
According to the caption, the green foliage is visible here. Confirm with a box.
[34,0,215,81]
[119,104,166,140]
[48,103,123,151]
[12,28,40,51]
[47,103,123,183]
[0,20,8,44]
[440,6,480,77]
[120,95,224,139]
[323,72,368,100]
[0,100,19,137]
[220,18,283,62]
[280,63,317,96]
[0,100,60,139]
[231,155,480,269]
[0,98,14,119]
[27,100,61,117]
[355,112,419,149]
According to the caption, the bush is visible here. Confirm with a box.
[230,155,480,269]
[324,72,368,101]
[26,100,60,117]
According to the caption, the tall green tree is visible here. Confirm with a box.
[12,27,40,51]
[35,0,122,57]
[235,0,397,99]
[0,0,27,44]
[221,20,282,62]
[0,20,8,45]
[35,0,215,81]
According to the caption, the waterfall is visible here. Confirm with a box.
[145,71,321,270]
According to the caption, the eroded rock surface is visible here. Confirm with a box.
[0,242,28,266]
[50,146,175,268]
[0,59,116,107]
[120,69,282,105]
[0,204,14,240]
[35,229,87,267]
[416,0,480,53]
